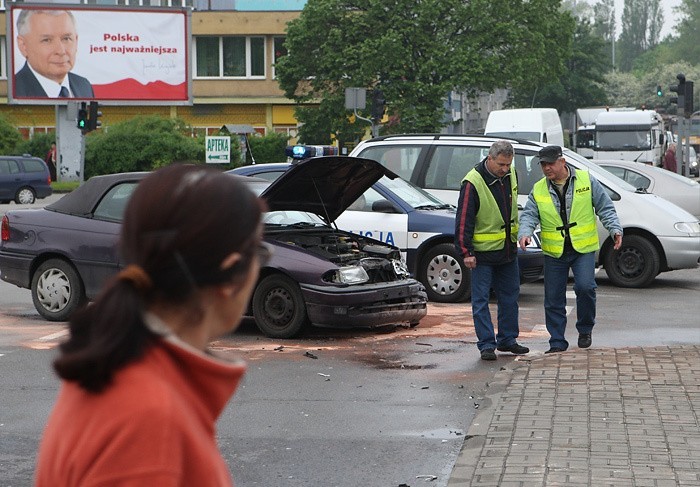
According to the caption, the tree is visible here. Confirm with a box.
[15,132,54,161]
[0,115,24,155]
[84,116,204,178]
[508,20,609,113]
[617,0,664,71]
[247,132,289,164]
[276,0,574,138]
[674,0,700,64]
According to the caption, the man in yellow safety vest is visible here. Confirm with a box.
[518,145,622,353]
[455,140,529,361]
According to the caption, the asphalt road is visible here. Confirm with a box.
[1,265,699,486]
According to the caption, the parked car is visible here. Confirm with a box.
[230,160,544,303]
[594,159,700,219]
[0,155,53,205]
[350,134,700,288]
[0,157,428,338]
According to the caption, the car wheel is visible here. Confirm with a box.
[252,274,308,338]
[31,259,86,321]
[15,187,36,205]
[418,243,471,303]
[603,234,660,288]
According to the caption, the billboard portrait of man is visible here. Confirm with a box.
[15,9,94,99]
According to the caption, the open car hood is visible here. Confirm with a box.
[259,156,397,224]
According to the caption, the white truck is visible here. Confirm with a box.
[592,110,665,165]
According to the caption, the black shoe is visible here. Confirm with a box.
[545,347,566,354]
[480,349,497,361]
[497,342,530,355]
[578,334,592,348]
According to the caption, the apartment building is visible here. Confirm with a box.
[0,0,304,139]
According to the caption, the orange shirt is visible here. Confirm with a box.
[35,337,246,486]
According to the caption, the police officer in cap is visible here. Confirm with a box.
[518,145,622,353]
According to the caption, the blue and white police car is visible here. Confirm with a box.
[228,146,544,303]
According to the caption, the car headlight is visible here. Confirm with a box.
[674,221,700,236]
[326,265,369,284]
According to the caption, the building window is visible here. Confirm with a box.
[273,37,287,79]
[195,36,266,79]
[0,37,5,79]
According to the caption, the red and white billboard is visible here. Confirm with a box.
[7,4,192,105]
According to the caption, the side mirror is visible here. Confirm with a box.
[371,199,398,213]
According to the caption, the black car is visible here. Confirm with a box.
[0,157,427,338]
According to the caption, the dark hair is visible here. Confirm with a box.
[54,164,265,393]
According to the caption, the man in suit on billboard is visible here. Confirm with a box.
[15,9,94,99]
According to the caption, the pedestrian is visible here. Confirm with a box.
[34,164,269,486]
[518,146,622,354]
[455,140,529,361]
[663,142,677,172]
[45,142,57,181]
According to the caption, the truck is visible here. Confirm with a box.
[592,109,665,165]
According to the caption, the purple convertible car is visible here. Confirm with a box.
[0,157,427,338]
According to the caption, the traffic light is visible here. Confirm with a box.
[370,89,385,123]
[77,102,88,131]
[656,85,663,97]
[684,81,694,117]
[669,73,686,113]
[88,102,102,131]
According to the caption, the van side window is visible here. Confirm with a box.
[1,160,21,175]
[424,146,483,190]
[22,159,47,173]
[357,146,422,181]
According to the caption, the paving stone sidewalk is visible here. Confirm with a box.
[448,345,700,487]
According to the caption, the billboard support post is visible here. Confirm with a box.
[56,103,85,184]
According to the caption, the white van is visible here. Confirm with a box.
[350,134,700,288]
[484,108,565,146]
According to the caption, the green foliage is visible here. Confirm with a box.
[84,116,204,178]
[673,0,700,65]
[508,21,608,113]
[276,0,574,137]
[15,132,54,160]
[248,132,290,164]
[616,0,664,71]
[0,115,24,155]
[603,61,700,114]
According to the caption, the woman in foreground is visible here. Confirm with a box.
[35,164,267,486]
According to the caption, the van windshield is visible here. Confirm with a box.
[595,130,651,150]
[486,131,541,142]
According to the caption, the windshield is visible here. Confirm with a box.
[263,210,325,226]
[595,130,651,150]
[487,131,540,142]
[378,175,449,208]
[563,149,638,192]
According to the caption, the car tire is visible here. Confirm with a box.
[15,187,36,205]
[252,274,308,338]
[31,258,86,321]
[603,234,660,288]
[418,243,471,303]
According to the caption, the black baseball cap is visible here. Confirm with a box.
[538,145,563,163]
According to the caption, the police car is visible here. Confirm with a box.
[228,146,544,303]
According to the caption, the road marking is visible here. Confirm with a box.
[36,330,68,342]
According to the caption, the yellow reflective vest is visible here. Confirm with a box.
[533,169,599,258]
[463,166,519,252]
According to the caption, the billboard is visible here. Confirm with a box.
[7,4,192,105]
